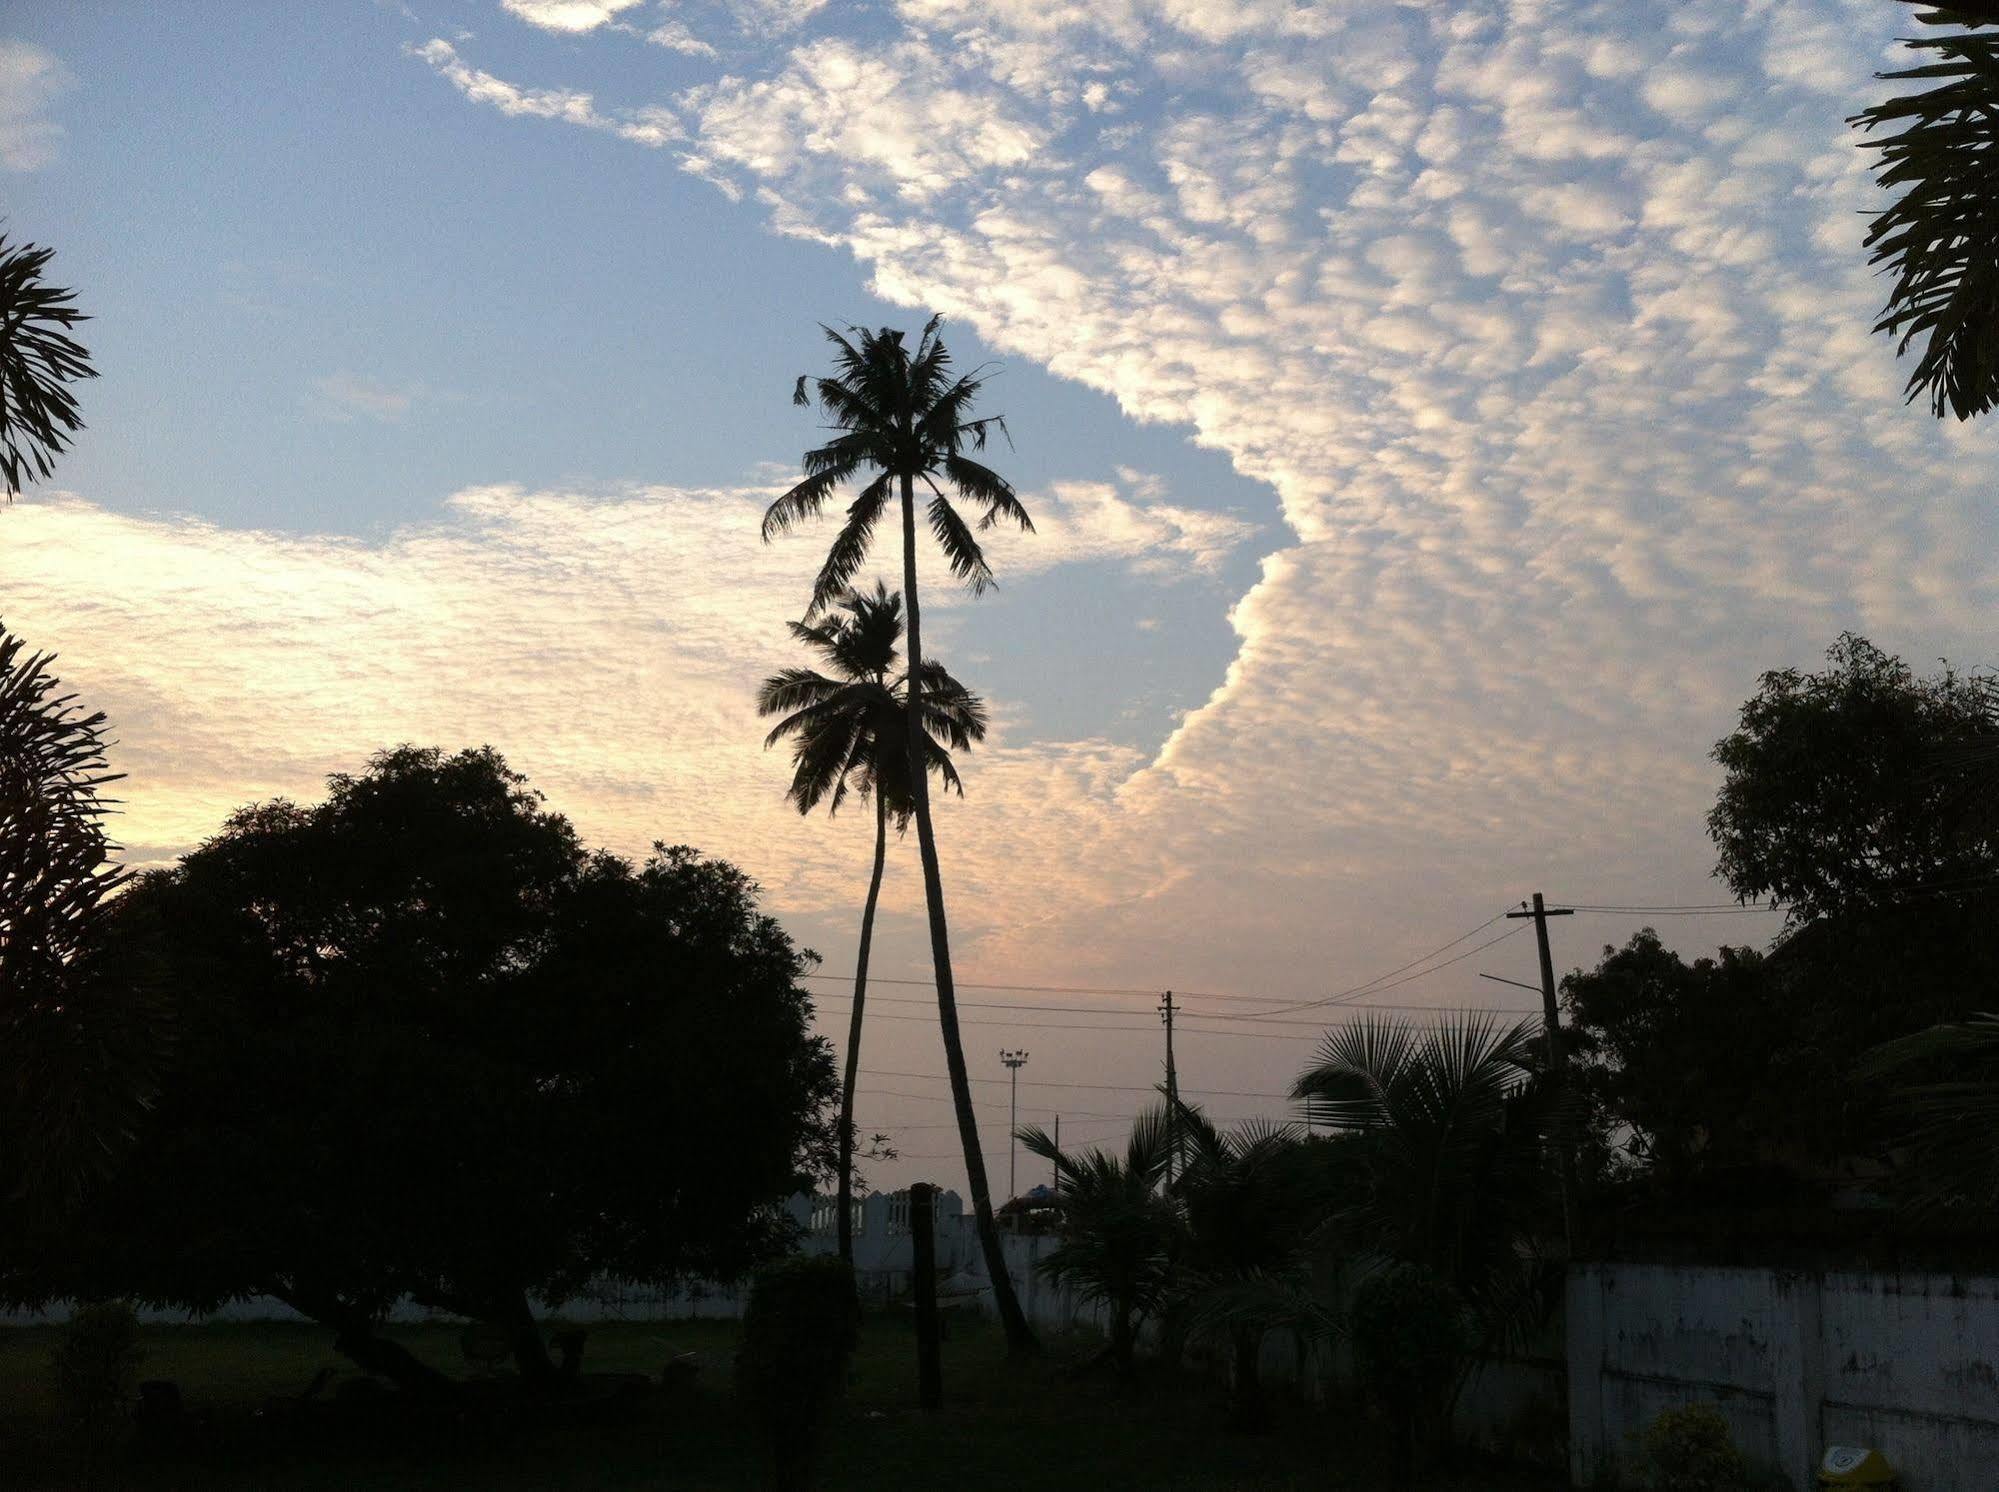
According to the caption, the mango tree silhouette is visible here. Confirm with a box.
[758,582,987,1263]
[0,235,95,495]
[764,317,1037,1351]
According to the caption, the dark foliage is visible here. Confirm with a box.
[51,1300,142,1438]
[1709,633,1997,923]
[6,747,838,1388]
[0,235,95,494]
[1348,1264,1471,1487]
[0,626,163,1216]
[1850,3,1999,419]
[735,1254,860,1490]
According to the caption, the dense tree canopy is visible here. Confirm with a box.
[9,747,838,1386]
[1709,633,1997,922]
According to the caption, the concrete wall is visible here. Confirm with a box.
[1568,1262,1999,1491]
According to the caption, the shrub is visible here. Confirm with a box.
[1349,1264,1472,1484]
[51,1300,142,1437]
[735,1255,860,1490]
[1640,1402,1748,1491]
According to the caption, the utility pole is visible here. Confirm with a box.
[1160,991,1181,1182]
[1507,892,1576,1251]
[1001,1050,1029,1201]
[1506,892,1573,1067]
[1051,1114,1061,1196]
[910,1182,941,1411]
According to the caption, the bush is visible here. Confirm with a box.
[1640,1402,1748,1491]
[51,1300,142,1437]
[1349,1264,1472,1484]
[735,1255,860,1490]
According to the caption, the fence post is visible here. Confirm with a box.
[910,1182,942,1411]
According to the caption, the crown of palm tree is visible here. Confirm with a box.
[0,236,95,496]
[756,582,987,823]
[762,318,1033,615]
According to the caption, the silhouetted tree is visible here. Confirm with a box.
[1292,1017,1561,1353]
[1709,633,1997,923]
[0,235,95,495]
[8,748,838,1392]
[757,582,986,1263]
[0,626,161,1216]
[1851,3,1999,419]
[1561,931,1784,1190]
[766,317,1036,1352]
[1168,1106,1319,1430]
[1017,1106,1178,1375]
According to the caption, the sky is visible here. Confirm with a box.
[3,0,1996,1196]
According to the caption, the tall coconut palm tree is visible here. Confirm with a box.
[765,317,1037,1351]
[1017,1106,1179,1375]
[1,235,95,496]
[757,582,987,1263]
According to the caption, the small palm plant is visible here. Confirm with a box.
[757,583,986,1263]
[1291,1015,1563,1328]
[1016,1105,1180,1376]
[1,235,96,495]
[1171,1106,1319,1429]
[767,317,1036,1351]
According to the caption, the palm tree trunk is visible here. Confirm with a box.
[897,469,1035,1354]
[837,791,888,1263]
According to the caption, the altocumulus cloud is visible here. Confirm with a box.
[402,0,1999,993]
[0,477,1239,968]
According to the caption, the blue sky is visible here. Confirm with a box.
[4,0,1996,1192]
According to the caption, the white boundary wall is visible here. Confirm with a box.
[1569,1263,1999,1491]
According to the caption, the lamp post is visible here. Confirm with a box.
[1001,1049,1030,1200]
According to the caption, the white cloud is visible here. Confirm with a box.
[0,39,72,171]
[682,38,1044,201]
[409,39,681,146]
[501,0,647,32]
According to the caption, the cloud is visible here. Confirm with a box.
[0,39,72,171]
[501,0,647,32]
[309,374,422,423]
[403,1,1999,1005]
[409,39,680,146]
[0,474,1241,921]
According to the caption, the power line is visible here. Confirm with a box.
[1242,922,1528,1020]
[811,990,1536,1022]
[860,1065,1293,1099]
[822,1006,1532,1043]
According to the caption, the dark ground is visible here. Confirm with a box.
[0,1313,1563,1489]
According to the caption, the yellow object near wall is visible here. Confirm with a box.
[1819,1445,1896,1486]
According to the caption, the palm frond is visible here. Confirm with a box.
[944,454,1035,532]
[925,494,995,593]
[809,474,891,616]
[1850,3,1999,419]
[0,236,96,496]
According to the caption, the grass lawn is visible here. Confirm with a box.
[0,1314,1561,1490]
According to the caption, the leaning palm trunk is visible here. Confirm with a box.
[836,792,889,1262]
[898,470,1034,1353]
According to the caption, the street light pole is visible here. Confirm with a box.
[1001,1049,1029,1200]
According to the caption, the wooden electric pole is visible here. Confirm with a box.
[1506,892,1575,1252]
[1159,991,1181,1182]
[1506,892,1573,1066]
